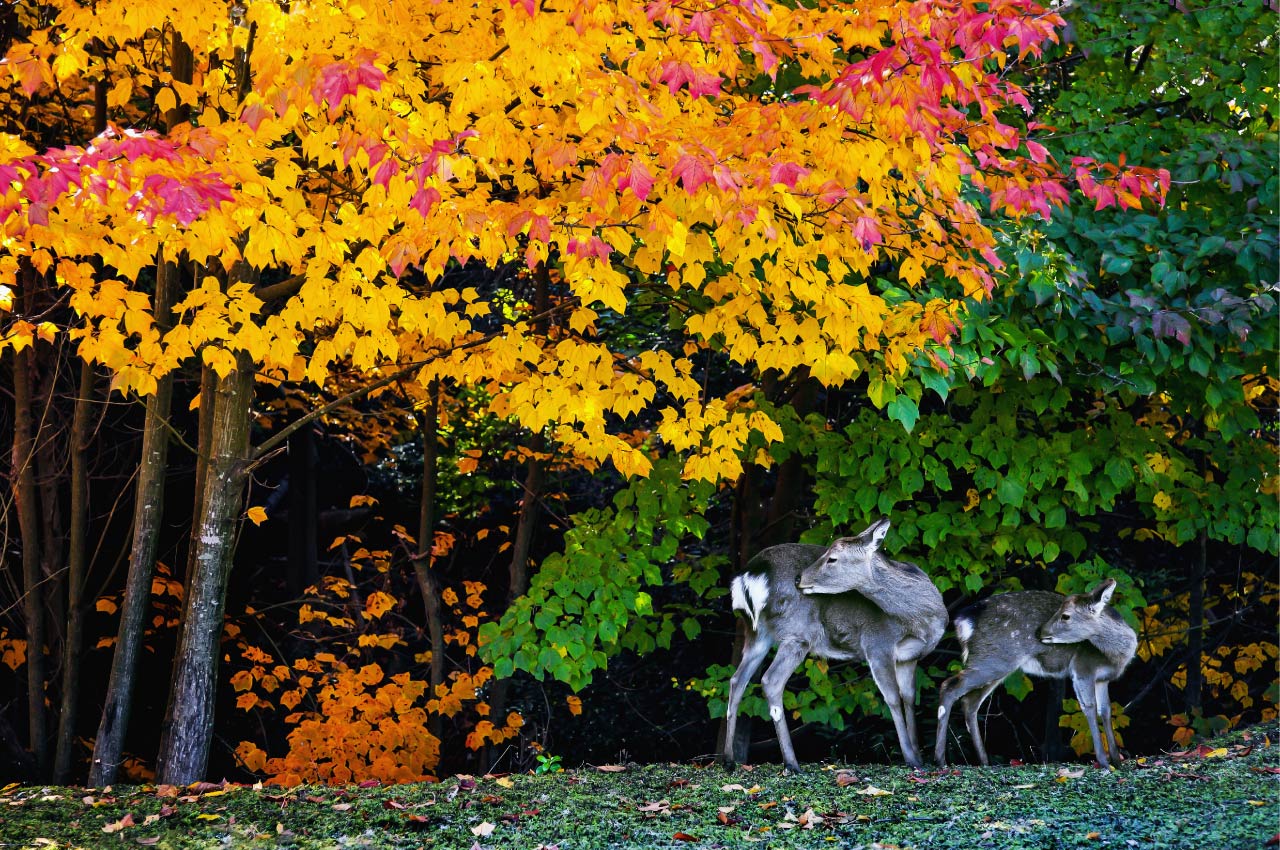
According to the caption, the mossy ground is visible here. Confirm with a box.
[1,725,1276,849]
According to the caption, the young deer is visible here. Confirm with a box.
[723,519,946,770]
[933,580,1137,768]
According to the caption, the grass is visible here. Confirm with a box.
[1,724,1276,849]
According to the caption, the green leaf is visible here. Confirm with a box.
[887,395,920,432]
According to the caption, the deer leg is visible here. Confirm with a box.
[722,631,773,769]
[961,681,1000,766]
[868,653,921,768]
[760,639,809,773]
[1071,674,1108,768]
[1095,681,1122,763]
[894,659,921,763]
[934,672,967,767]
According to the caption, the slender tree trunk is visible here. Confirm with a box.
[12,301,48,778]
[411,383,446,744]
[286,426,318,598]
[156,352,254,785]
[1185,531,1207,714]
[90,256,177,787]
[35,355,67,657]
[1041,678,1066,761]
[54,361,94,782]
[486,267,552,770]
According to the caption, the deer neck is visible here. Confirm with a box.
[1089,615,1138,669]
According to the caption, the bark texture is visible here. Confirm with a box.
[90,257,177,787]
[156,352,254,785]
[411,383,446,743]
[12,319,48,778]
[54,361,94,782]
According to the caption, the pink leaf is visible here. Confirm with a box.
[617,159,654,201]
[852,216,882,251]
[769,161,808,189]
[672,154,712,194]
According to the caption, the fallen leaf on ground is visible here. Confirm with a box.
[856,785,892,796]
[471,821,495,837]
[596,764,627,772]
[672,832,698,842]
[102,814,135,834]
[495,776,514,788]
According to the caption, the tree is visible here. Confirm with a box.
[1,0,1164,781]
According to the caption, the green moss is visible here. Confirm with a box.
[2,724,1276,849]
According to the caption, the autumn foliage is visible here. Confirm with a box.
[0,0,1268,788]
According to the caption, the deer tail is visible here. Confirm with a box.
[730,572,769,634]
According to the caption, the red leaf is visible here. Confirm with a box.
[673,832,699,842]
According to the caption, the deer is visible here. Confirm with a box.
[933,579,1138,769]
[722,519,947,771]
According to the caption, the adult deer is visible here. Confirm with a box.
[933,580,1137,768]
[723,519,946,770]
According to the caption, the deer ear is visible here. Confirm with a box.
[863,518,890,550]
[1089,579,1117,613]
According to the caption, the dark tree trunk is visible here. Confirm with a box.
[1041,678,1066,761]
[156,352,254,785]
[286,426,318,598]
[411,383,446,744]
[35,353,67,660]
[54,360,95,783]
[1185,532,1207,714]
[12,293,48,778]
[90,256,177,787]
[486,266,552,770]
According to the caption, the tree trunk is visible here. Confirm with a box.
[1185,531,1207,714]
[54,360,94,783]
[156,352,254,785]
[411,383,446,744]
[90,256,177,787]
[183,365,217,587]
[12,306,48,779]
[486,441,544,770]
[35,354,67,661]
[286,426,318,598]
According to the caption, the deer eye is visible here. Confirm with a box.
[1061,613,1071,622]
[827,558,837,564]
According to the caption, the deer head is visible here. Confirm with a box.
[1038,579,1118,644]
[795,518,890,595]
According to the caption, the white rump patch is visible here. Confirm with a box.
[730,574,770,633]
[954,615,974,664]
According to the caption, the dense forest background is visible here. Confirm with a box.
[0,0,1274,787]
